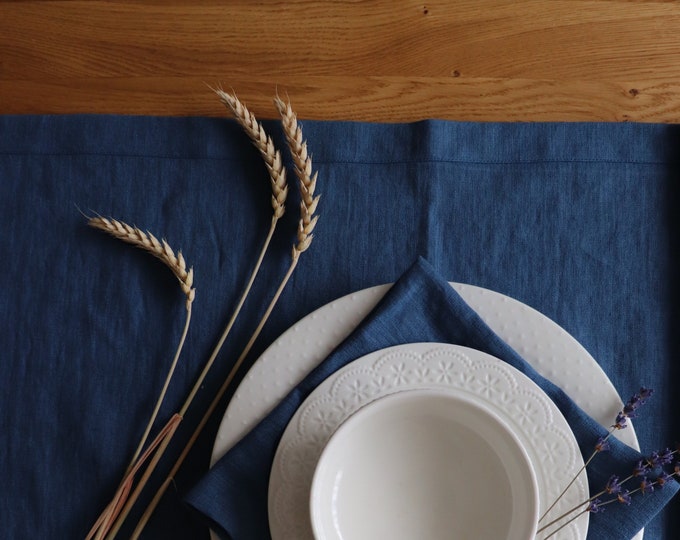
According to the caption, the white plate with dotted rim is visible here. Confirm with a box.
[210,283,642,540]
[278,344,574,540]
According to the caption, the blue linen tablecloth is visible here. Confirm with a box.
[0,114,679,539]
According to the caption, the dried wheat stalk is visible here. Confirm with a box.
[103,91,299,540]
[128,95,321,540]
[86,217,194,540]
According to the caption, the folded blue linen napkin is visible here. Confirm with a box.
[186,257,679,540]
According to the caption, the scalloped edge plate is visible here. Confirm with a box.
[283,344,567,540]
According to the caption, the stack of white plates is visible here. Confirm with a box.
[211,283,644,540]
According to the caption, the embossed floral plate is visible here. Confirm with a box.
[210,283,643,540]
[270,344,587,540]
[310,388,540,540]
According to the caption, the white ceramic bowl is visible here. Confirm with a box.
[310,389,539,540]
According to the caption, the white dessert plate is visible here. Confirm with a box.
[271,343,586,540]
[310,388,540,540]
[210,282,642,540]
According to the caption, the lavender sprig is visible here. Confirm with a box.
[539,449,679,539]
[594,460,679,511]
[538,388,653,525]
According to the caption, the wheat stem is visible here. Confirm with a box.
[129,303,192,467]
[130,253,301,540]
[87,414,182,540]
[102,417,182,540]
[180,215,277,418]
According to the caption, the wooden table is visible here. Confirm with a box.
[2,0,680,122]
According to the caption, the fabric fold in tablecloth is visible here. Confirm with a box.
[186,257,679,540]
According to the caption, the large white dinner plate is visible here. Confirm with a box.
[272,344,584,540]
[210,283,642,539]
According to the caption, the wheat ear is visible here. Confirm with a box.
[86,216,194,540]
[88,217,195,306]
[128,96,321,539]
[274,95,320,257]
[214,87,288,219]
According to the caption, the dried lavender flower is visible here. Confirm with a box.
[587,499,605,513]
[633,460,650,477]
[615,387,653,427]
[617,490,632,505]
[613,412,628,430]
[639,478,655,494]
[656,472,672,488]
[624,388,653,414]
[639,387,654,401]
[595,436,611,453]
[605,475,622,495]
[657,448,675,466]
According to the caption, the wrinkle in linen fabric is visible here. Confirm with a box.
[185,258,679,540]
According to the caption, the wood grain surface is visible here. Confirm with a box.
[2,0,680,122]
